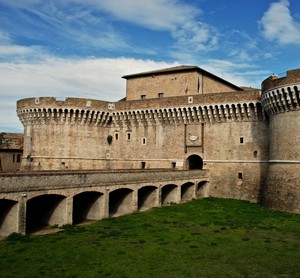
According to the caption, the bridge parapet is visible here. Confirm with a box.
[0,169,209,193]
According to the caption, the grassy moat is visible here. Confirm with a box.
[1,198,300,277]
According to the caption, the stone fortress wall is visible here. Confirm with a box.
[15,66,300,215]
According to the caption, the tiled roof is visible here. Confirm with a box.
[0,133,23,150]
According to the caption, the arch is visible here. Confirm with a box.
[138,186,158,212]
[196,181,209,198]
[0,199,18,236]
[187,154,203,170]
[26,194,66,233]
[109,188,133,217]
[161,184,178,205]
[181,182,195,202]
[73,191,103,225]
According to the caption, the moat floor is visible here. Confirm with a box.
[1,198,300,277]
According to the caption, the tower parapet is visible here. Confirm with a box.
[261,69,300,116]
[261,69,300,213]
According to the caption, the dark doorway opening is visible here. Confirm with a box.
[187,155,203,170]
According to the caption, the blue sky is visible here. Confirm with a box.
[0,0,300,132]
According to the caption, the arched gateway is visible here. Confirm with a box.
[187,155,203,170]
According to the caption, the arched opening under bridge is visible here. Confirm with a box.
[26,194,66,233]
[0,199,18,236]
[73,191,103,225]
[196,181,209,198]
[161,184,178,205]
[181,182,195,202]
[109,188,133,217]
[138,186,158,212]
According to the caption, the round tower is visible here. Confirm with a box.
[17,97,111,171]
[261,68,300,213]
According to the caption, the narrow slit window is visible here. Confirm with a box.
[240,137,244,144]
[115,133,119,140]
[127,132,131,140]
[142,138,147,145]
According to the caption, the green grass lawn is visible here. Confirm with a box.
[1,198,300,277]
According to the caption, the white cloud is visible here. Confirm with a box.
[200,59,269,88]
[260,0,300,45]
[0,55,178,132]
[90,0,199,31]
[73,0,219,51]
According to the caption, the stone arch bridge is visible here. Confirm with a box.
[0,169,209,236]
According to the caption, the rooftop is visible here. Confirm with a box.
[0,133,23,150]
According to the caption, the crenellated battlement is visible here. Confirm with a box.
[17,97,110,110]
[17,90,264,128]
[111,101,264,127]
[261,69,300,116]
[17,97,113,127]
[262,68,300,92]
[17,108,111,127]
[261,84,300,116]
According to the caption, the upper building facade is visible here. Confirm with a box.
[123,65,242,100]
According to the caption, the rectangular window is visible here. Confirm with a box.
[240,137,244,144]
[141,161,146,169]
[158,93,164,99]
[238,172,243,180]
[141,95,146,99]
[16,154,21,163]
[115,133,119,140]
[127,132,131,140]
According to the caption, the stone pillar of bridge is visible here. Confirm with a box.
[18,196,27,235]
[158,185,162,207]
[132,189,138,213]
[66,196,73,225]
[193,182,197,199]
[155,187,161,207]
[103,189,110,218]
[177,184,182,203]
[99,194,107,219]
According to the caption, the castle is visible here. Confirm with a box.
[0,65,299,236]
[0,66,292,235]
